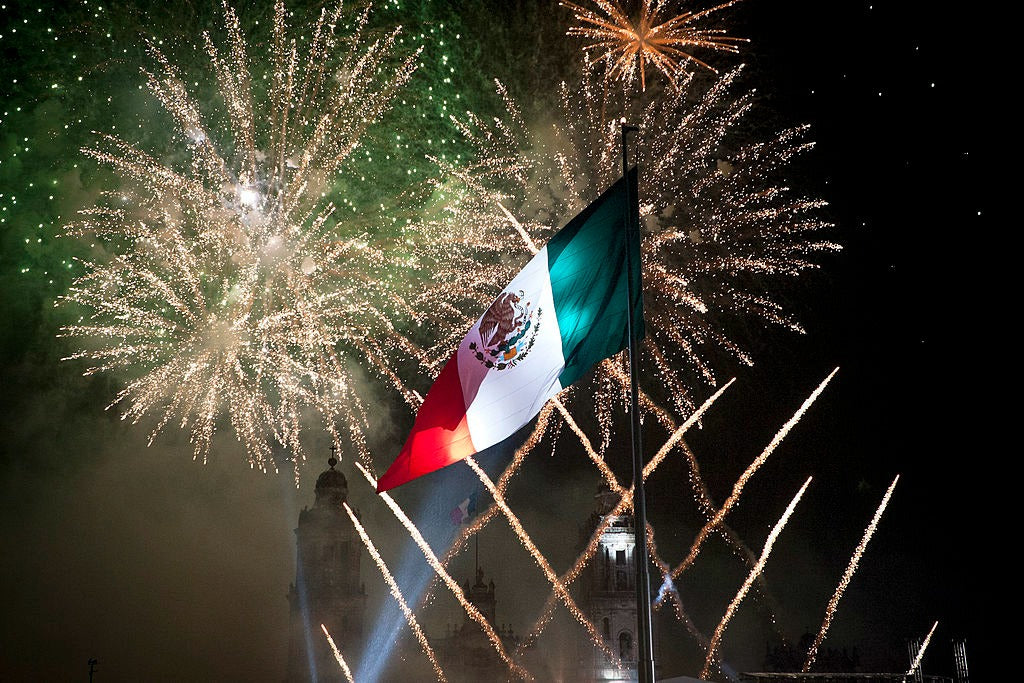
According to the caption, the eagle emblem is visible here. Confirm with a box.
[469,289,542,370]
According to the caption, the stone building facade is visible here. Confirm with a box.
[576,484,650,682]
[286,462,654,682]
[286,456,366,683]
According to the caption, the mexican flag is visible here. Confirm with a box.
[377,169,642,493]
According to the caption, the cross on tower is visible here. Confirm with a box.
[328,443,338,468]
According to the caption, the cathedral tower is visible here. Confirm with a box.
[578,484,648,682]
[436,564,520,682]
[286,454,366,682]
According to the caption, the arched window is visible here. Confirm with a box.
[603,617,611,640]
[619,631,634,660]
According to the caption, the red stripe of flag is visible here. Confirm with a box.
[376,353,477,492]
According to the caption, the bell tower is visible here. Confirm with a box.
[437,563,520,682]
[578,484,642,682]
[286,452,366,682]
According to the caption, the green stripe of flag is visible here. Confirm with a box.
[546,167,644,388]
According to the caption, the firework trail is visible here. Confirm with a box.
[653,370,836,639]
[321,624,355,683]
[342,502,447,682]
[514,374,784,655]
[701,476,813,680]
[352,462,532,681]
[464,455,623,668]
[673,416,794,633]
[906,621,939,680]
[647,521,715,649]
[514,380,732,653]
[438,377,739,638]
[59,0,426,475]
[656,368,838,610]
[563,0,748,90]
[424,402,559,615]
[437,376,709,603]
[674,435,777,604]
[553,397,628,495]
[515,496,629,654]
[619,366,782,620]
[441,402,555,567]
[803,474,900,672]
[649,433,788,644]
[643,379,737,479]
[441,380,656,576]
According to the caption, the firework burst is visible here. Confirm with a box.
[59,1,426,474]
[563,0,748,91]
[422,66,837,446]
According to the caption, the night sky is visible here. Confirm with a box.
[1,1,990,681]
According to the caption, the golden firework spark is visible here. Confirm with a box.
[427,68,837,449]
[803,475,900,672]
[321,624,355,683]
[59,1,424,475]
[702,476,813,679]
[343,502,447,682]
[563,0,748,90]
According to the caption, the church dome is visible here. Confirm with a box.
[314,455,348,508]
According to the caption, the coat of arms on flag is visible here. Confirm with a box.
[469,290,542,370]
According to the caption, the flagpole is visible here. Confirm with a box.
[622,119,656,683]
